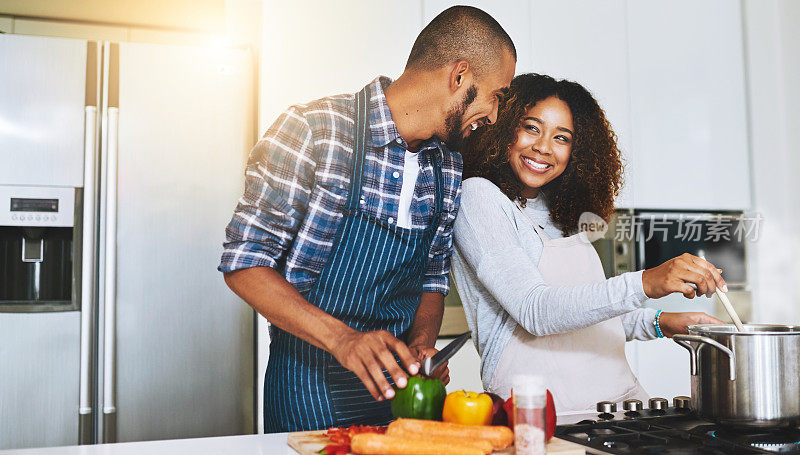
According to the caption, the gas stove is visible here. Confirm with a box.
[554,397,800,454]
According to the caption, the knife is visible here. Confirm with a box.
[422,331,471,377]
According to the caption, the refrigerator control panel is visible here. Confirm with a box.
[0,185,75,227]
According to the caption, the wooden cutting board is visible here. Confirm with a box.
[287,429,585,454]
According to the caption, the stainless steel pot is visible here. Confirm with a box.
[674,324,800,428]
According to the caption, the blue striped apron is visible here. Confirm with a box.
[263,85,444,433]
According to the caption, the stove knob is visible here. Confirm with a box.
[597,401,617,413]
[623,399,643,412]
[673,396,691,411]
[648,397,668,411]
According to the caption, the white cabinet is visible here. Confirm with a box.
[527,0,751,210]
[528,0,633,207]
[627,0,751,210]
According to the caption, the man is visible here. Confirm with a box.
[220,6,516,432]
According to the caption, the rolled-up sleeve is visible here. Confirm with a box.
[219,106,316,273]
[422,156,463,295]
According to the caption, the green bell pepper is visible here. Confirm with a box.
[391,376,447,420]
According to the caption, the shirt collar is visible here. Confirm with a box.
[366,76,447,155]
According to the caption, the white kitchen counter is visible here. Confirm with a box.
[2,434,295,455]
[3,413,597,455]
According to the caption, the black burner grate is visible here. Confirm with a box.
[556,413,800,454]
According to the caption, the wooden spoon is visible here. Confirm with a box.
[697,252,744,332]
[715,288,745,331]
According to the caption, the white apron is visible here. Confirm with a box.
[487,206,648,414]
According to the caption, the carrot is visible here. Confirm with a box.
[388,431,493,454]
[350,433,484,455]
[386,418,514,450]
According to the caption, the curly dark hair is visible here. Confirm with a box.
[462,73,623,236]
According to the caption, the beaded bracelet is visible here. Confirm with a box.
[653,309,665,338]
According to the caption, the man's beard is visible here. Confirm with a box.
[442,84,478,151]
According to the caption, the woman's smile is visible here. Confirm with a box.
[520,155,553,173]
[508,95,574,198]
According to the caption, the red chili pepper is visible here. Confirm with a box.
[322,444,348,455]
[322,425,385,453]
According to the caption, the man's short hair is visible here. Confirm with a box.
[406,6,516,78]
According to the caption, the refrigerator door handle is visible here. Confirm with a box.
[79,105,98,445]
[102,106,119,442]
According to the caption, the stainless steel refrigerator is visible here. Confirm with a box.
[0,34,255,450]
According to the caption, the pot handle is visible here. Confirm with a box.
[673,334,736,381]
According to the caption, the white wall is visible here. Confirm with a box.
[743,0,800,324]
[259,1,423,133]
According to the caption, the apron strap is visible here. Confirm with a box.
[430,151,444,217]
[346,86,371,211]
[347,84,445,224]
[516,201,551,242]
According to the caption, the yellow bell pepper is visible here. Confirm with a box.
[441,390,493,426]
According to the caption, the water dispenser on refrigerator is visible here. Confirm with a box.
[0,185,82,312]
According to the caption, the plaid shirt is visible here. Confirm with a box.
[219,77,462,295]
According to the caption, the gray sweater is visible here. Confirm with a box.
[451,177,657,389]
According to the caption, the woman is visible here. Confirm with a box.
[452,73,725,414]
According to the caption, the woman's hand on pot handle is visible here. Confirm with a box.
[642,253,728,299]
[659,312,725,338]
